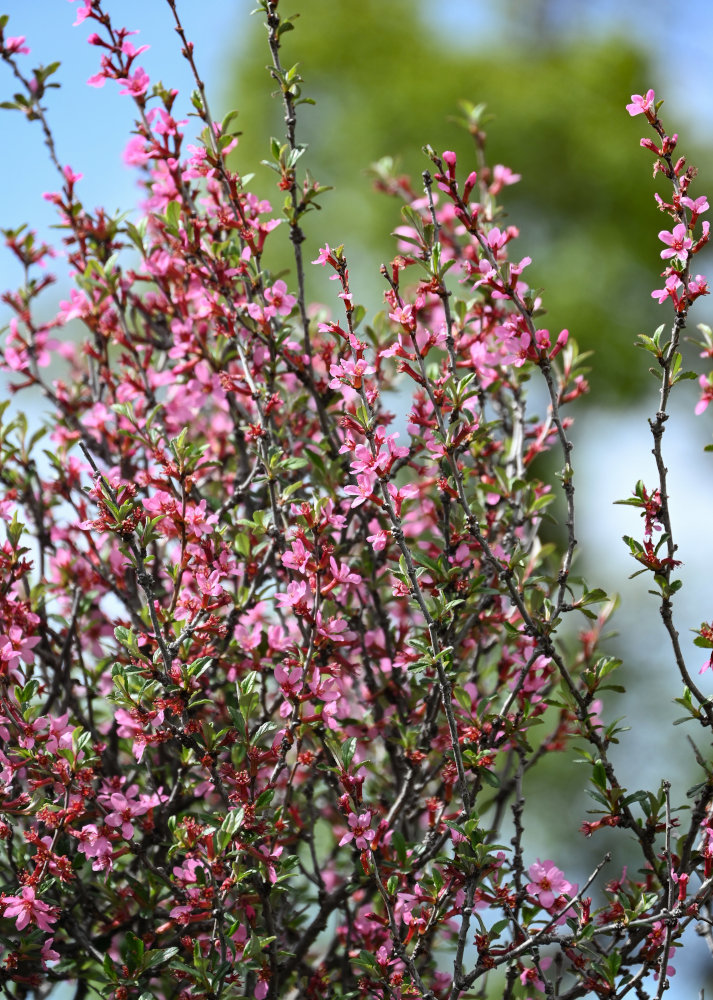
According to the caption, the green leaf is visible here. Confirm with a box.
[391,830,407,866]
[142,947,180,971]
[164,200,181,232]
[591,760,607,790]
[255,788,275,810]
[341,736,357,770]
[219,807,245,839]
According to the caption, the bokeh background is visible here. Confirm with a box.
[1,1,713,995]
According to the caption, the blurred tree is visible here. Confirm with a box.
[225,0,707,405]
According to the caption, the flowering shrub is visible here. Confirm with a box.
[0,4,712,999]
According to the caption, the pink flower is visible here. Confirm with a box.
[489,164,521,194]
[389,304,417,331]
[367,524,389,551]
[150,108,185,138]
[313,244,336,267]
[329,357,375,390]
[328,557,361,588]
[501,331,532,368]
[651,274,681,305]
[688,274,709,299]
[484,226,508,253]
[41,937,60,966]
[315,613,357,645]
[257,844,283,884]
[264,279,296,317]
[520,956,552,992]
[4,36,30,56]
[658,223,692,263]
[70,1,93,26]
[117,66,150,97]
[282,537,311,574]
[87,70,107,88]
[275,579,310,610]
[626,89,655,117]
[0,627,40,673]
[695,374,713,415]
[103,790,152,839]
[275,662,303,703]
[114,708,142,739]
[3,886,57,932]
[344,472,378,508]
[339,811,375,850]
[184,499,217,538]
[682,195,709,217]
[526,859,574,910]
[122,41,150,59]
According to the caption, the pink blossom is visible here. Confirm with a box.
[104,792,145,839]
[329,357,375,390]
[308,669,340,704]
[114,708,142,739]
[313,244,336,267]
[526,859,574,910]
[63,165,83,184]
[117,66,150,97]
[315,614,357,645]
[69,0,93,26]
[520,956,552,992]
[3,886,57,932]
[0,626,40,673]
[194,567,225,598]
[626,89,655,117]
[388,304,418,331]
[45,712,74,754]
[501,331,532,368]
[282,537,312,574]
[121,40,149,58]
[184,499,217,538]
[41,937,60,966]
[275,662,303,710]
[275,579,310,609]
[367,525,389,551]
[264,279,296,317]
[344,472,378,508]
[18,716,48,750]
[658,223,692,263]
[328,557,362,588]
[695,374,713,415]
[339,811,375,850]
[682,195,709,217]
[484,226,509,253]
[386,481,418,516]
[4,36,30,56]
[688,274,709,298]
[257,844,283,884]
[490,164,521,194]
[150,108,185,138]
[651,274,681,305]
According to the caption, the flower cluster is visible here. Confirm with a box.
[0,6,710,998]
